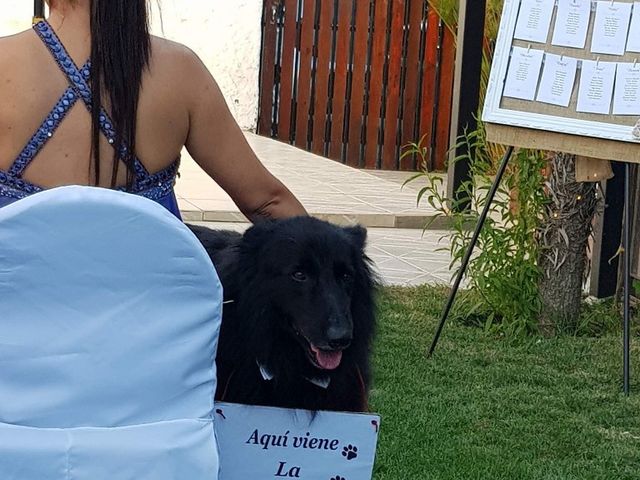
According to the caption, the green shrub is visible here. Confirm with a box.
[403,128,548,335]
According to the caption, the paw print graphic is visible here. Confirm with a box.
[341,444,358,460]
[330,477,346,480]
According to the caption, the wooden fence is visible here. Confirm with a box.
[258,0,456,171]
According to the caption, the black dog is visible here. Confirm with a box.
[188,217,376,412]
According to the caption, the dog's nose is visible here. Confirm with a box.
[326,325,352,350]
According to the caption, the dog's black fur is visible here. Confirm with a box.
[188,217,376,412]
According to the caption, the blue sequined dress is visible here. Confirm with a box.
[0,20,182,219]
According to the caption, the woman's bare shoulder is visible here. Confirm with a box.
[149,36,205,71]
[0,30,37,68]
[147,36,214,102]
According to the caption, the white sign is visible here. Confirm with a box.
[514,0,556,43]
[552,0,592,49]
[577,59,618,114]
[627,2,640,52]
[591,1,633,55]
[215,402,381,480]
[537,54,579,106]
[503,46,545,100]
[613,63,640,114]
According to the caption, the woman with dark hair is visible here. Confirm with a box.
[0,0,306,221]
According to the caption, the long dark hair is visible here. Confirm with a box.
[89,0,151,188]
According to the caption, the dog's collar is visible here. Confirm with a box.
[257,362,275,381]
[306,375,331,389]
[257,361,331,389]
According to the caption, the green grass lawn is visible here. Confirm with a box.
[370,286,640,480]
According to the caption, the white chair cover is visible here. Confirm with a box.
[0,186,221,479]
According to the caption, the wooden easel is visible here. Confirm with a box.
[429,123,638,397]
[430,0,640,396]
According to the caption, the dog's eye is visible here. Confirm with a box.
[291,271,307,282]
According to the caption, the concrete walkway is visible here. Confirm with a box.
[181,134,453,287]
[176,133,448,229]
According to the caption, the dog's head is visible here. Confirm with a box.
[237,217,375,372]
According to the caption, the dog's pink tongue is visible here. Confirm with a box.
[311,346,343,370]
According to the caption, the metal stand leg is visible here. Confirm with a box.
[623,162,631,396]
[428,146,514,357]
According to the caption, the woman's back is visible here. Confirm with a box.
[0,26,193,189]
[0,0,306,222]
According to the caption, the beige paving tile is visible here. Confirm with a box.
[186,198,238,211]
[398,258,453,274]
[181,211,204,222]
[312,214,396,228]
[369,244,435,258]
[203,211,249,222]
[177,197,200,209]
[382,275,434,287]
[177,198,203,222]
[175,184,227,201]
[403,274,451,287]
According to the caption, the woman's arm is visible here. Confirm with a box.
[182,50,307,222]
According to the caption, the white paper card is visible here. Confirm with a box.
[627,2,640,52]
[613,63,640,114]
[591,1,633,55]
[577,60,617,114]
[552,0,592,48]
[215,403,381,480]
[514,0,556,43]
[503,47,545,100]
[536,54,579,106]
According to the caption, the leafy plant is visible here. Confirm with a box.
[403,128,548,336]
[407,1,547,336]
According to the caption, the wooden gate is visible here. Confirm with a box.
[258,0,456,171]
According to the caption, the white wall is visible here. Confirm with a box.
[0,0,263,131]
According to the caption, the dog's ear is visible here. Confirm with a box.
[240,220,276,255]
[343,225,367,251]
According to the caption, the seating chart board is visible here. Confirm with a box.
[483,0,640,162]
